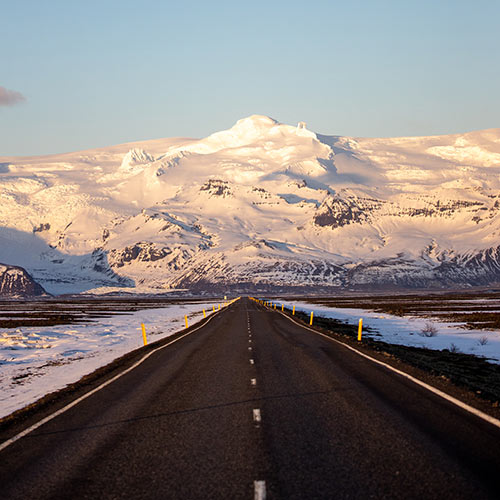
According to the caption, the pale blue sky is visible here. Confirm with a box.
[1,0,499,156]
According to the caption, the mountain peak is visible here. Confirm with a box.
[185,115,317,155]
[232,114,279,131]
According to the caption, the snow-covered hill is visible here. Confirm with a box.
[1,115,500,294]
[0,263,48,297]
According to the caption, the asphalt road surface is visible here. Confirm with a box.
[1,297,500,499]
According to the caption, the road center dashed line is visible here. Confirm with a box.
[251,378,257,386]
[250,358,255,365]
[254,480,266,500]
[253,408,261,423]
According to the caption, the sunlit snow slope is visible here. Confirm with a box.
[1,115,500,294]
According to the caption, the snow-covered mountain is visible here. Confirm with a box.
[1,115,500,294]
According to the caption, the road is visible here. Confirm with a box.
[1,297,500,499]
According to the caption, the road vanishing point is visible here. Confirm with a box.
[1,297,500,499]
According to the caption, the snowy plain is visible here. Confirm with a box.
[0,301,218,419]
[277,300,500,364]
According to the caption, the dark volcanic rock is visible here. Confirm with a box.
[314,195,370,228]
[0,263,48,297]
[199,179,233,198]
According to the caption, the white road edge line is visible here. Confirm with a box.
[0,305,229,452]
[277,309,500,430]
[254,480,266,500]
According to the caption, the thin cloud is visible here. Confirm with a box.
[0,86,26,106]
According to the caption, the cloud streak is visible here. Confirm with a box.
[0,86,26,106]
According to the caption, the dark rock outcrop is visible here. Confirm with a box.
[0,263,49,297]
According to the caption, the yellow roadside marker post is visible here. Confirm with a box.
[274,303,276,310]
[358,319,363,341]
[203,309,206,318]
[218,304,221,310]
[141,323,148,346]
[213,305,215,312]
[310,311,314,325]
[281,304,284,311]
[185,315,189,329]
[292,305,295,315]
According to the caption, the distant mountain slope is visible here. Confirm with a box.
[0,263,48,297]
[1,116,500,294]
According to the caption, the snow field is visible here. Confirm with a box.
[0,301,218,419]
[276,300,500,364]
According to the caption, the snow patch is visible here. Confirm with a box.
[0,301,219,418]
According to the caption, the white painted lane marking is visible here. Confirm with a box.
[254,480,266,500]
[249,339,252,343]
[248,347,252,351]
[253,408,261,423]
[251,378,257,386]
[0,304,230,453]
[277,310,500,430]
[250,359,255,365]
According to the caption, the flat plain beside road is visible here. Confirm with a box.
[1,297,500,499]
